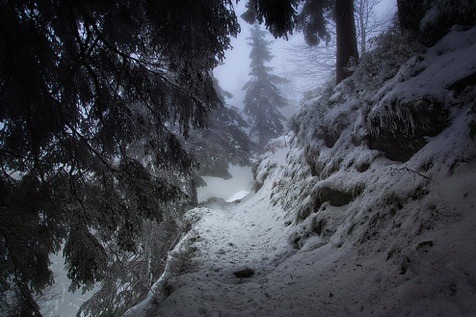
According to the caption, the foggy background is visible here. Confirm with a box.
[214,0,397,118]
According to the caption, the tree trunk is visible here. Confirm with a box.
[358,0,366,54]
[396,0,424,33]
[335,0,359,85]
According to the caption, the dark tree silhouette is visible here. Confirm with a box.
[182,78,255,180]
[335,0,359,83]
[0,1,239,315]
[242,24,288,149]
[397,0,425,33]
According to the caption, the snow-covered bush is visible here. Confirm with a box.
[77,219,181,317]
[352,25,426,92]
[252,136,290,192]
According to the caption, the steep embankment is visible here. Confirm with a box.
[125,26,476,317]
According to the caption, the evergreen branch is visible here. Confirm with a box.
[78,10,208,111]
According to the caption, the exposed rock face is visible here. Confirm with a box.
[367,96,449,162]
[447,71,476,95]
[233,268,255,279]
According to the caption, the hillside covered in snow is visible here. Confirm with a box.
[124,26,476,317]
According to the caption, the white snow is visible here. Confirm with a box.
[225,190,250,202]
[125,26,476,317]
[197,165,253,202]
[124,140,295,317]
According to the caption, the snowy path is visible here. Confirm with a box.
[150,184,298,317]
[132,178,378,317]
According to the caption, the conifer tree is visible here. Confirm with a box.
[180,78,255,181]
[0,1,239,315]
[242,24,288,149]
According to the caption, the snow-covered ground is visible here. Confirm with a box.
[37,165,253,317]
[39,165,253,317]
[124,26,476,317]
[197,165,253,202]
[124,143,298,317]
[125,136,476,316]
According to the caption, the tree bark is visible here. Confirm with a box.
[357,0,367,54]
[335,0,359,85]
[396,0,425,33]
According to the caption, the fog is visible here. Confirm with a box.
[214,0,397,115]
[197,165,254,203]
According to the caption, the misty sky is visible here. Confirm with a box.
[214,0,398,116]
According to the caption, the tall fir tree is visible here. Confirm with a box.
[243,24,288,149]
